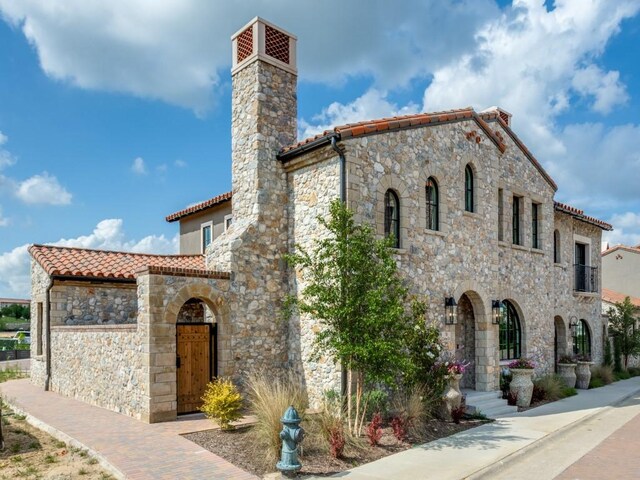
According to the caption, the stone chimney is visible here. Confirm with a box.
[230,17,297,222]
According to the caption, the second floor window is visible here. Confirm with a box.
[512,196,521,245]
[554,230,560,263]
[464,164,474,212]
[425,177,439,231]
[384,189,400,248]
[532,203,539,249]
[201,224,212,253]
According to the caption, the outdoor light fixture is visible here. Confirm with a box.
[445,297,458,325]
[569,316,579,332]
[491,300,503,325]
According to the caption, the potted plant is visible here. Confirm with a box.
[574,354,593,389]
[557,355,577,388]
[439,359,469,421]
[508,357,535,407]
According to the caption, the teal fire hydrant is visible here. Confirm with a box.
[276,405,304,476]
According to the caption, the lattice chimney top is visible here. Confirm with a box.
[231,17,297,76]
[481,106,512,126]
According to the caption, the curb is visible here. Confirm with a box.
[2,398,126,480]
[466,382,640,479]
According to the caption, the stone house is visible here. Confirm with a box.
[29,17,612,422]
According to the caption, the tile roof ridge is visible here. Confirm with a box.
[165,190,233,222]
[29,243,195,258]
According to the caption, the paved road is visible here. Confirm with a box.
[482,393,640,480]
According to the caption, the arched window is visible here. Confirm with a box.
[384,189,400,248]
[499,300,521,360]
[554,230,561,263]
[573,319,591,357]
[464,164,474,212]
[425,177,439,231]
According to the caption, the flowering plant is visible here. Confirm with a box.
[508,357,535,369]
[446,360,470,375]
[574,354,592,362]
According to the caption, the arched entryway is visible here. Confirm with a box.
[455,293,476,389]
[554,316,568,370]
[176,297,217,414]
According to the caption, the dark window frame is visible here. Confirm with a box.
[532,202,539,249]
[512,196,521,245]
[425,177,439,231]
[554,230,560,263]
[201,224,212,253]
[499,300,522,361]
[384,189,400,248]
[573,319,591,357]
[464,165,474,212]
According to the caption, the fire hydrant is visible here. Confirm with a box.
[276,405,304,476]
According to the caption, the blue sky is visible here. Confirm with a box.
[1,0,639,297]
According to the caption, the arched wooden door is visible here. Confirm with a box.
[177,323,216,414]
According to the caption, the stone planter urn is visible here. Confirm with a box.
[509,368,534,407]
[440,373,463,421]
[557,363,577,388]
[576,361,593,389]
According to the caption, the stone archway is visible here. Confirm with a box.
[455,293,476,389]
[554,316,568,369]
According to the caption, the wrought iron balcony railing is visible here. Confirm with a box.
[574,264,598,293]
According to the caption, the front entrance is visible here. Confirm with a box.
[177,323,215,414]
[455,294,476,389]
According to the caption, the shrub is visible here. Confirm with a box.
[390,384,427,437]
[558,355,575,364]
[390,416,407,442]
[590,365,614,386]
[500,370,512,399]
[245,371,308,465]
[507,390,518,406]
[615,369,631,380]
[451,404,466,424]
[362,389,389,421]
[366,412,383,446]
[562,387,578,397]
[589,377,605,389]
[533,375,566,402]
[199,378,243,431]
[628,367,640,377]
[327,423,345,458]
[604,337,613,367]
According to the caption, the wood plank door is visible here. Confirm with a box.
[177,323,211,414]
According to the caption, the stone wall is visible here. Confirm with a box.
[49,324,144,419]
[49,281,137,326]
[30,261,49,387]
[177,300,205,322]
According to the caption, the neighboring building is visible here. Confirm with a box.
[602,244,640,298]
[0,298,30,309]
[29,17,612,423]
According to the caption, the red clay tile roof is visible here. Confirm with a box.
[29,244,206,280]
[278,107,559,192]
[602,288,640,308]
[279,107,507,156]
[166,191,232,223]
[0,297,30,304]
[554,201,612,231]
[601,244,640,257]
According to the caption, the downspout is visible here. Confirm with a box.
[330,136,348,396]
[44,276,54,391]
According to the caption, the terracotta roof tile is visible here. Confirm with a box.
[601,244,640,257]
[278,108,506,156]
[554,201,612,231]
[602,288,640,308]
[166,191,232,223]
[29,244,207,280]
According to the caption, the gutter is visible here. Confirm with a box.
[330,136,347,203]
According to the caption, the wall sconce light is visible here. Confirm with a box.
[569,316,579,333]
[492,300,503,325]
[445,297,458,325]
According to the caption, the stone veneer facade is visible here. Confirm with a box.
[30,17,608,421]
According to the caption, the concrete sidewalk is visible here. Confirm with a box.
[0,379,257,480]
[331,377,640,480]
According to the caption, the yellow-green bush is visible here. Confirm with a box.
[200,378,243,430]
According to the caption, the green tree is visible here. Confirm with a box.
[608,297,640,369]
[284,199,430,434]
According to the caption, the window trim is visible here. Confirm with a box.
[200,221,213,254]
[554,229,561,263]
[425,177,439,231]
[499,300,522,361]
[384,189,400,248]
[573,319,591,357]
[224,214,233,231]
[512,196,521,245]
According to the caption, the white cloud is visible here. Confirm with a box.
[15,172,72,205]
[0,218,179,297]
[572,65,628,114]
[603,212,640,250]
[0,0,496,113]
[0,131,16,170]
[174,159,187,168]
[300,89,419,138]
[131,156,147,175]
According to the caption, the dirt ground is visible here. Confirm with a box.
[185,416,488,477]
[0,411,114,480]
